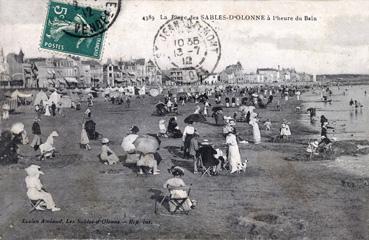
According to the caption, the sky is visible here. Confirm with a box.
[1,0,369,74]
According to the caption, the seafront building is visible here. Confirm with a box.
[0,47,314,89]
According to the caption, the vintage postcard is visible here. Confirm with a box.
[1,0,369,239]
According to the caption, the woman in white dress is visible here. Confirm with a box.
[194,105,201,114]
[39,131,58,160]
[25,164,60,212]
[280,120,291,139]
[226,131,242,173]
[250,118,261,144]
[203,101,210,116]
[44,104,51,116]
[100,138,119,165]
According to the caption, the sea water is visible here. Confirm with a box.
[301,85,369,177]
[301,85,369,140]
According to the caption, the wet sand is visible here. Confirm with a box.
[0,95,368,239]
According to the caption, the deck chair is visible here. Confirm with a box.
[29,199,47,213]
[155,186,192,215]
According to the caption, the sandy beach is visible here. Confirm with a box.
[1,94,369,240]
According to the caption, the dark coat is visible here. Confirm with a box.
[198,145,218,167]
[32,122,41,135]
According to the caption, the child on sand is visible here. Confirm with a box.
[158,119,168,138]
[264,119,272,131]
[100,138,119,165]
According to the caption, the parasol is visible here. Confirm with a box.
[184,114,207,124]
[11,122,25,135]
[150,89,160,97]
[212,106,223,112]
[133,135,160,154]
[156,102,165,108]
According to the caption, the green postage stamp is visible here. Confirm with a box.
[40,0,108,59]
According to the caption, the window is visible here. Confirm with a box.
[109,73,112,77]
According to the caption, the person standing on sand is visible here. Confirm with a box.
[189,132,200,173]
[182,121,196,158]
[30,117,42,150]
[280,120,291,140]
[51,102,56,116]
[44,103,51,116]
[80,122,91,150]
[226,130,243,173]
[250,118,261,144]
[320,115,328,127]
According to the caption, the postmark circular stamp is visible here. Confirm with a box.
[62,0,122,38]
[153,19,221,84]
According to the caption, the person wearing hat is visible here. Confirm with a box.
[189,131,200,173]
[164,166,194,212]
[321,121,334,139]
[80,120,91,150]
[167,117,182,138]
[182,121,196,159]
[197,139,220,175]
[320,115,328,127]
[30,117,42,151]
[25,164,60,212]
[39,131,58,160]
[250,118,261,144]
[306,140,319,156]
[226,130,243,174]
[280,119,291,140]
[100,138,119,165]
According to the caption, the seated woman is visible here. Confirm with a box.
[25,164,60,212]
[137,153,160,175]
[197,139,221,175]
[163,166,195,212]
[100,138,119,165]
[167,117,182,138]
[121,126,140,163]
[39,131,58,160]
[85,118,99,140]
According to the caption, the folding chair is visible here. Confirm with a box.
[29,199,46,213]
[201,167,212,177]
[155,187,192,215]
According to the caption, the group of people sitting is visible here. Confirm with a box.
[181,120,247,175]
[158,117,183,138]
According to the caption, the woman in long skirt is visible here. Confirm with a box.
[80,122,91,150]
[182,121,195,158]
[226,131,242,173]
[250,119,261,144]
[44,104,51,116]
